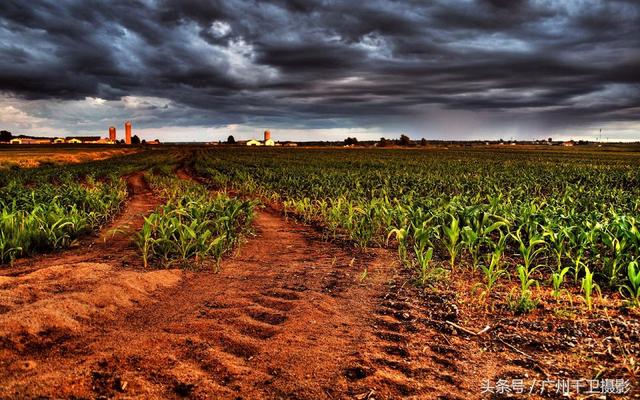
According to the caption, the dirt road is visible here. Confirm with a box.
[0,174,541,399]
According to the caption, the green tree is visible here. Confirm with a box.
[0,130,12,142]
[398,134,412,146]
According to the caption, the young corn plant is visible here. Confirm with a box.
[476,250,508,305]
[550,266,571,301]
[508,228,546,313]
[475,232,508,305]
[509,264,539,314]
[409,219,445,286]
[387,227,409,265]
[442,214,462,269]
[580,265,601,311]
[543,225,573,272]
[137,215,157,268]
[413,247,446,287]
[570,251,586,285]
[512,228,547,273]
[601,231,628,289]
[620,260,640,308]
[414,246,432,284]
[462,211,508,270]
[460,226,480,269]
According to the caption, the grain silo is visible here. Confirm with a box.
[109,126,116,142]
[263,130,275,146]
[125,121,132,145]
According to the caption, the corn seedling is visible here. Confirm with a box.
[580,265,600,311]
[509,264,539,314]
[620,260,640,308]
[476,250,508,304]
[359,267,368,282]
[387,227,409,265]
[550,266,571,301]
[442,214,462,269]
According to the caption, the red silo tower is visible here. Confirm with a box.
[125,121,132,145]
[264,130,271,141]
[109,126,116,142]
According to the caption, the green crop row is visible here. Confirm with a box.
[0,150,179,264]
[0,179,127,262]
[136,170,256,268]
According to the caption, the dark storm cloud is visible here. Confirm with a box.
[0,0,639,134]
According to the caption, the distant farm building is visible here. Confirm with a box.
[8,134,117,145]
[246,130,275,146]
[563,140,576,147]
[10,138,52,144]
[66,136,112,144]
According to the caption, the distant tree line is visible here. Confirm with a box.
[377,134,422,147]
[345,134,433,147]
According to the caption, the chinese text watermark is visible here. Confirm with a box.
[481,378,631,396]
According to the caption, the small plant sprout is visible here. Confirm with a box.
[508,228,546,313]
[509,264,540,314]
[620,260,640,308]
[414,246,434,286]
[359,267,368,282]
[442,214,462,269]
[551,266,571,301]
[387,227,409,265]
[476,249,508,305]
[581,265,601,311]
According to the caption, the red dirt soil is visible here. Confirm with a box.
[0,172,180,350]
[0,172,636,399]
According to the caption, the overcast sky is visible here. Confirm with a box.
[0,0,639,142]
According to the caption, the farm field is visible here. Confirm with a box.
[0,145,638,399]
[0,145,141,169]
